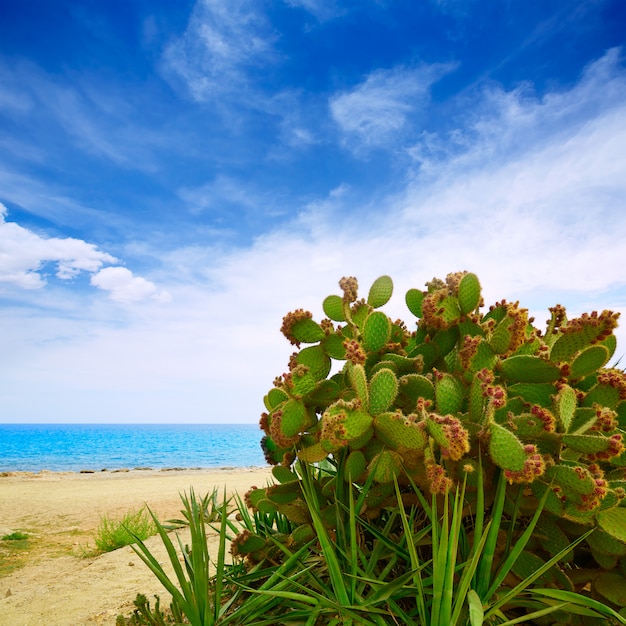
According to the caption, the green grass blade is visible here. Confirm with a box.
[528,589,626,624]
[474,470,506,598]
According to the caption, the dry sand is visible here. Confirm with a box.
[0,466,273,626]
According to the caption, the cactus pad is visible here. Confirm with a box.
[368,368,399,415]
[367,275,393,309]
[499,355,561,383]
[362,311,392,352]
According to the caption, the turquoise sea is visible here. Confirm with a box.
[0,423,266,472]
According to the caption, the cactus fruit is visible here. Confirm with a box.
[246,270,626,592]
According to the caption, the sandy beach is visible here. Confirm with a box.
[0,466,273,626]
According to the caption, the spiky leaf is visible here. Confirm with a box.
[597,508,626,544]
[405,288,424,318]
[362,311,392,352]
[367,275,393,309]
[458,272,481,315]
[570,345,610,379]
[322,294,346,322]
[291,318,325,344]
[369,368,399,415]
[499,355,561,383]
[489,422,527,471]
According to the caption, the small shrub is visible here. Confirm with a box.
[93,507,157,553]
[1,531,29,541]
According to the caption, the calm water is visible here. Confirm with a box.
[0,423,266,472]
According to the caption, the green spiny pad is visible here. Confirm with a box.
[397,374,435,406]
[509,413,549,437]
[272,465,299,483]
[510,551,573,590]
[380,353,424,375]
[289,524,316,546]
[583,383,621,409]
[535,517,573,563]
[569,407,598,434]
[508,382,557,408]
[351,302,371,329]
[553,384,577,432]
[298,442,328,463]
[561,433,613,454]
[551,320,615,363]
[231,532,267,555]
[590,549,618,570]
[586,528,626,556]
[545,464,595,495]
[458,272,481,315]
[245,487,268,509]
[291,318,326,344]
[435,373,465,415]
[489,422,527,471]
[373,412,428,451]
[601,334,617,361]
[592,572,626,608]
[499,355,562,383]
[368,450,403,483]
[343,408,374,440]
[306,379,341,405]
[344,450,367,482]
[323,294,346,322]
[433,295,462,328]
[598,508,626,544]
[347,363,369,408]
[531,481,565,516]
[617,402,626,430]
[570,345,610,380]
[348,425,374,450]
[264,388,289,411]
[362,311,392,352]
[405,288,424,318]
[468,341,497,373]
[409,341,439,371]
[367,275,393,309]
[297,345,332,381]
[266,482,302,505]
[291,368,317,397]
[489,316,516,355]
[321,333,347,359]
[369,368,399,415]
[275,501,311,525]
[468,375,486,422]
[369,361,398,376]
[257,498,278,515]
[280,399,310,437]
[432,327,460,360]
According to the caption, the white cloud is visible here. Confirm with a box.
[0,203,117,289]
[161,0,277,102]
[330,63,456,150]
[2,50,626,423]
[90,267,171,304]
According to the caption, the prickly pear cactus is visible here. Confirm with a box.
[243,271,626,591]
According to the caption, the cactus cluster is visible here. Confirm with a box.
[241,271,626,606]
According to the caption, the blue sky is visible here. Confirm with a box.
[1,0,625,423]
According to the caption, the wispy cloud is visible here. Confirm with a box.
[161,0,277,102]
[330,63,457,152]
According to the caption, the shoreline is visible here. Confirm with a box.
[0,465,269,479]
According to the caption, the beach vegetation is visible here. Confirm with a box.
[125,271,626,624]
[91,506,157,554]
[1,531,29,541]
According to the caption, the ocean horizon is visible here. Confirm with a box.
[0,423,267,472]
